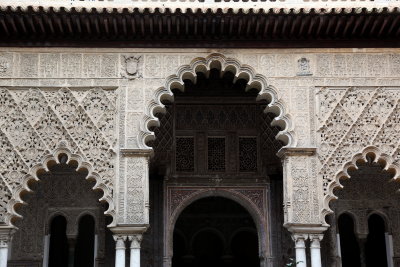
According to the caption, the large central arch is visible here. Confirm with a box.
[138,53,295,149]
[164,188,269,267]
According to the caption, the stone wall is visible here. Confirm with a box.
[0,48,399,229]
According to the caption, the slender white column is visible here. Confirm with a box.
[67,238,76,267]
[385,233,394,267]
[114,235,127,267]
[94,234,98,267]
[0,242,8,267]
[310,234,324,267]
[42,234,50,267]
[129,234,143,267]
[0,230,13,267]
[293,234,307,267]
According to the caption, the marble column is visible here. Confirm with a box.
[0,228,13,267]
[114,235,127,267]
[310,234,324,267]
[293,234,307,267]
[129,234,143,267]
[358,237,367,267]
[67,238,76,267]
[0,240,8,267]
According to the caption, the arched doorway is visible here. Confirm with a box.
[324,159,398,267]
[337,213,361,267]
[142,58,292,267]
[9,160,114,267]
[48,215,69,267]
[365,214,388,267]
[172,197,259,267]
[74,215,96,267]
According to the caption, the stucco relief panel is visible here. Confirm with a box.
[285,155,320,224]
[0,87,117,224]
[317,87,400,207]
[123,156,149,224]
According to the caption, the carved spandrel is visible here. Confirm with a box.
[0,87,117,224]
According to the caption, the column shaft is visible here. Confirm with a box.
[0,229,13,267]
[129,234,143,267]
[293,235,307,267]
[114,235,127,267]
[310,235,323,267]
[0,246,7,267]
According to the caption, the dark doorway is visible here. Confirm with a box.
[338,213,361,267]
[172,197,259,267]
[48,215,69,267]
[74,215,96,267]
[365,214,388,267]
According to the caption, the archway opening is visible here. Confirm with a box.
[48,215,69,267]
[172,197,259,267]
[74,215,96,267]
[324,159,399,267]
[9,161,113,267]
[143,62,291,267]
[366,214,388,267]
[338,213,361,267]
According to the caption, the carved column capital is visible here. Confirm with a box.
[309,234,324,248]
[0,227,15,248]
[113,235,127,249]
[292,234,308,248]
[128,234,143,249]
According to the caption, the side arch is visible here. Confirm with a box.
[138,53,295,149]
[6,142,116,227]
[322,146,400,223]
[165,189,270,264]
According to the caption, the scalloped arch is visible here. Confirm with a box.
[139,53,295,149]
[321,146,400,224]
[6,143,116,227]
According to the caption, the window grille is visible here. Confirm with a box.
[207,137,225,171]
[239,137,257,172]
[176,137,195,172]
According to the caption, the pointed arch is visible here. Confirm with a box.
[6,141,115,226]
[138,53,295,149]
[322,146,400,223]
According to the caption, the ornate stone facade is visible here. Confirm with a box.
[0,48,399,266]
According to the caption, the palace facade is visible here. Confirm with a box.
[0,1,399,267]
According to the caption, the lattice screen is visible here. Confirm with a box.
[207,137,226,171]
[239,137,257,172]
[175,137,195,172]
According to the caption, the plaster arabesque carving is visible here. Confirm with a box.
[318,87,400,222]
[0,87,117,226]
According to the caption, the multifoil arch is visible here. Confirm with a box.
[139,53,295,149]
[322,146,400,224]
[6,142,115,227]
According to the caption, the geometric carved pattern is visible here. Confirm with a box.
[176,105,257,130]
[0,87,116,225]
[239,137,257,172]
[207,137,225,172]
[153,104,281,175]
[175,137,195,172]
[318,87,400,218]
